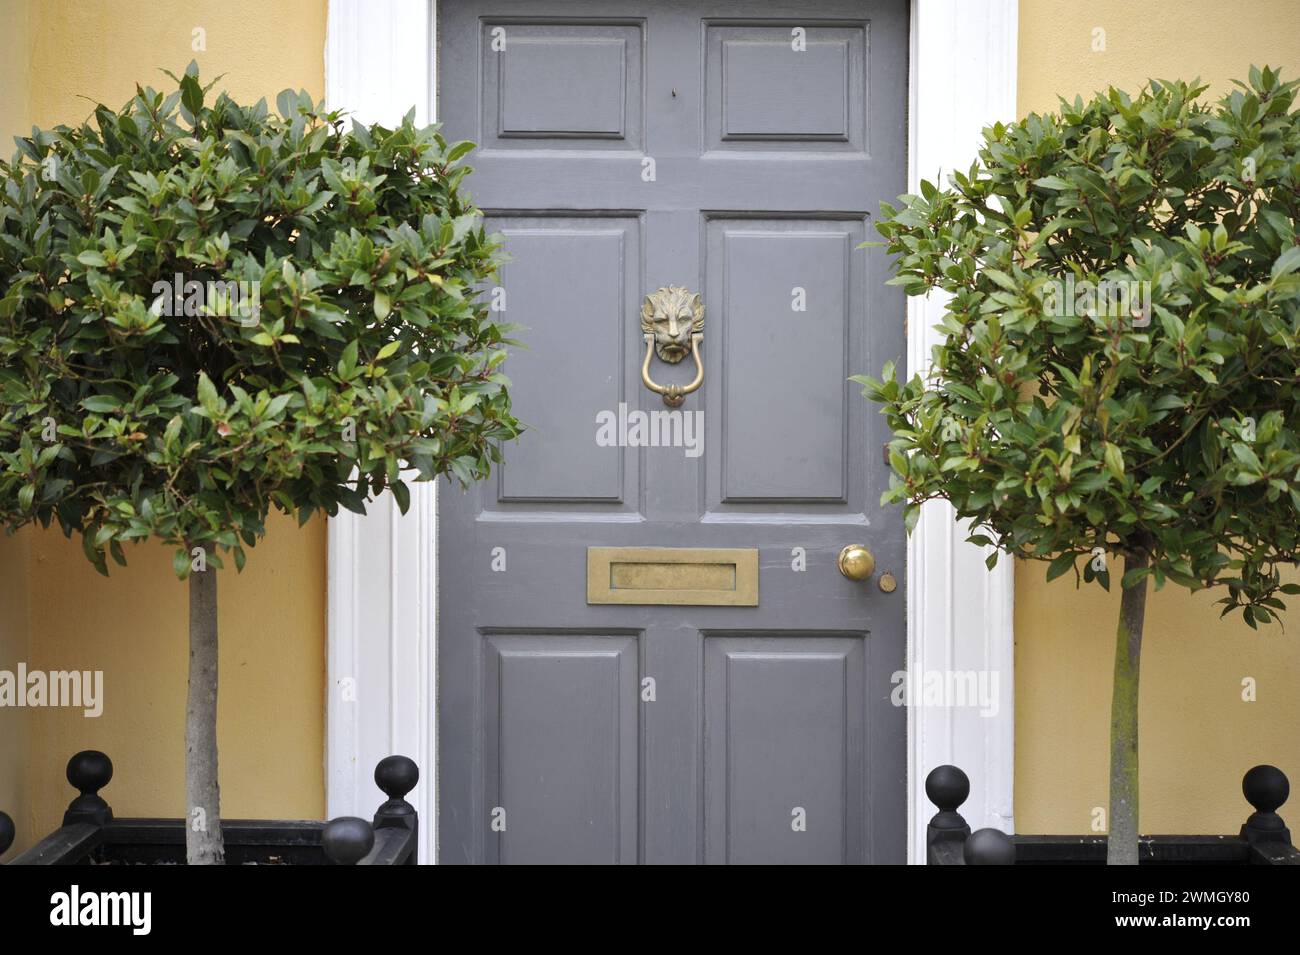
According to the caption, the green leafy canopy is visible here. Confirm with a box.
[855,67,1300,627]
[0,63,521,577]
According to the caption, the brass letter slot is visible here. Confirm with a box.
[587,547,758,606]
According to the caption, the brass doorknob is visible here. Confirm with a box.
[837,544,876,581]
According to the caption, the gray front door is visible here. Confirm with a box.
[438,0,908,864]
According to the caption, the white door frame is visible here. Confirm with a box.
[324,0,1017,865]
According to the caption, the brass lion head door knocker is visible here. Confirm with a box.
[640,286,704,407]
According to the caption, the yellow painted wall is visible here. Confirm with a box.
[1015,0,1300,834]
[23,0,327,128]
[0,0,30,148]
[0,0,33,858]
[1,0,328,854]
[0,530,31,855]
[23,513,327,845]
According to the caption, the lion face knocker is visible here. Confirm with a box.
[641,286,704,363]
[640,286,705,406]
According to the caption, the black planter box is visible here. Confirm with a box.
[926,763,1300,865]
[0,751,419,866]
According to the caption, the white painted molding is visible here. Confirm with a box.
[325,0,1018,866]
[905,0,1019,862]
[326,482,436,865]
[324,0,438,865]
[325,0,432,127]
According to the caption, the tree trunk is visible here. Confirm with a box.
[186,564,225,864]
[1107,550,1148,865]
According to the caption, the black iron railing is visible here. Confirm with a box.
[0,751,419,865]
[926,763,1300,865]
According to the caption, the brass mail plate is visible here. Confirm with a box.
[587,547,759,606]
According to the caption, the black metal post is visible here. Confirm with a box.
[63,750,113,827]
[926,765,972,864]
[373,755,419,864]
[1240,764,1291,846]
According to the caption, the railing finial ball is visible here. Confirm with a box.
[322,816,375,865]
[925,764,970,812]
[0,810,14,857]
[1243,765,1289,815]
[67,750,112,795]
[375,755,419,800]
[964,828,1016,865]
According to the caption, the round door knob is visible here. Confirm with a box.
[837,544,876,581]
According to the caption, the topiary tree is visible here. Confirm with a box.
[0,65,520,863]
[857,67,1300,864]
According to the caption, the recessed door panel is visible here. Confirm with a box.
[484,216,642,510]
[706,21,868,151]
[479,20,645,150]
[708,218,865,506]
[482,633,640,864]
[703,635,866,863]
